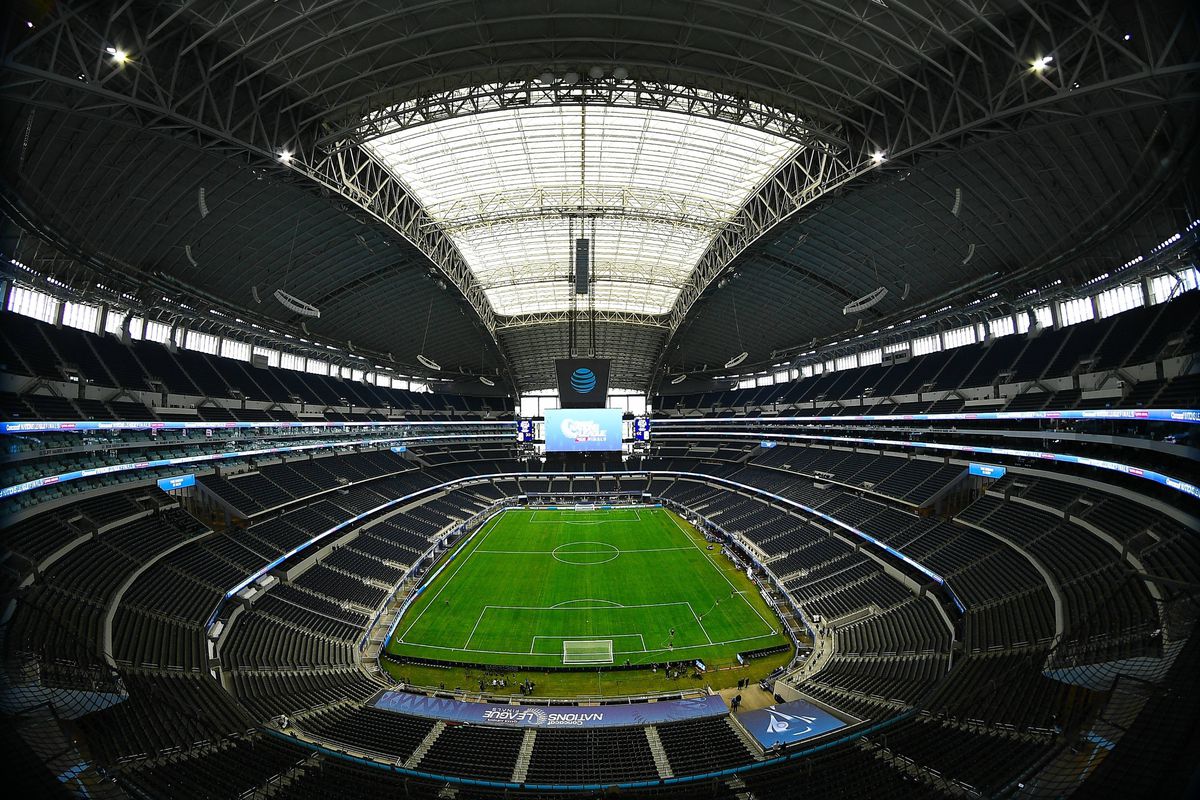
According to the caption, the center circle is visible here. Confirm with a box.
[551,541,620,565]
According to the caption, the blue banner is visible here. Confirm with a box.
[736,698,848,748]
[371,690,727,729]
[544,408,623,452]
[969,463,1006,478]
[156,473,195,491]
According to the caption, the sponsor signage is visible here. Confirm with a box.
[632,416,651,442]
[156,473,196,491]
[554,358,610,408]
[516,418,536,442]
[760,440,777,448]
[371,690,728,729]
[969,463,1006,478]
[544,408,623,452]
[737,698,848,748]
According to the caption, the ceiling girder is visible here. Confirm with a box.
[497,310,669,330]
[327,78,843,151]
[0,0,507,361]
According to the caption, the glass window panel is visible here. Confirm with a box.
[367,103,800,316]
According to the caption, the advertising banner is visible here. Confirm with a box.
[371,690,727,729]
[736,698,848,748]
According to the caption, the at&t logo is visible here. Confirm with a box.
[570,367,597,393]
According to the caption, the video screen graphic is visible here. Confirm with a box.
[544,408,623,452]
[633,416,651,441]
[516,418,535,443]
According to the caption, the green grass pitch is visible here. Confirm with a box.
[384,507,790,669]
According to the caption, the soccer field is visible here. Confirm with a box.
[385,507,790,669]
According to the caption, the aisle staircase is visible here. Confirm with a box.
[644,725,674,778]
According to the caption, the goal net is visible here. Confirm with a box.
[562,639,614,665]
[573,503,597,511]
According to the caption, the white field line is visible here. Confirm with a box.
[464,606,489,649]
[687,601,714,644]
[524,513,641,524]
[475,546,692,555]
[550,598,624,608]
[399,631,779,659]
[481,601,693,612]
[529,633,647,654]
[393,512,504,642]
[664,509,778,635]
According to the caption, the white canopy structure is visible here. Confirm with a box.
[367,100,801,317]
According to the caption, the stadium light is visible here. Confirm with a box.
[1031,55,1053,71]
[110,47,129,64]
[278,149,292,163]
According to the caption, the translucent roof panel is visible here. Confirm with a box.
[367,101,801,316]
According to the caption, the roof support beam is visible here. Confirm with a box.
[0,0,508,360]
[497,310,668,330]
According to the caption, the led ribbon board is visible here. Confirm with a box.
[650,408,1199,425]
[654,430,1200,500]
[0,419,514,434]
[0,433,503,500]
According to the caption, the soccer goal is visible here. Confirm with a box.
[562,639,614,665]
[572,503,597,511]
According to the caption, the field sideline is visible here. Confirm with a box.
[384,507,790,669]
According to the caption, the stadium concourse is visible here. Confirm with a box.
[1,2,1199,798]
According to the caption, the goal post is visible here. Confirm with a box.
[572,503,597,511]
[562,639,614,665]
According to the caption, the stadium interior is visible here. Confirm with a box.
[1,2,1198,798]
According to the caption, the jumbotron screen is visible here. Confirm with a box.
[543,408,623,452]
